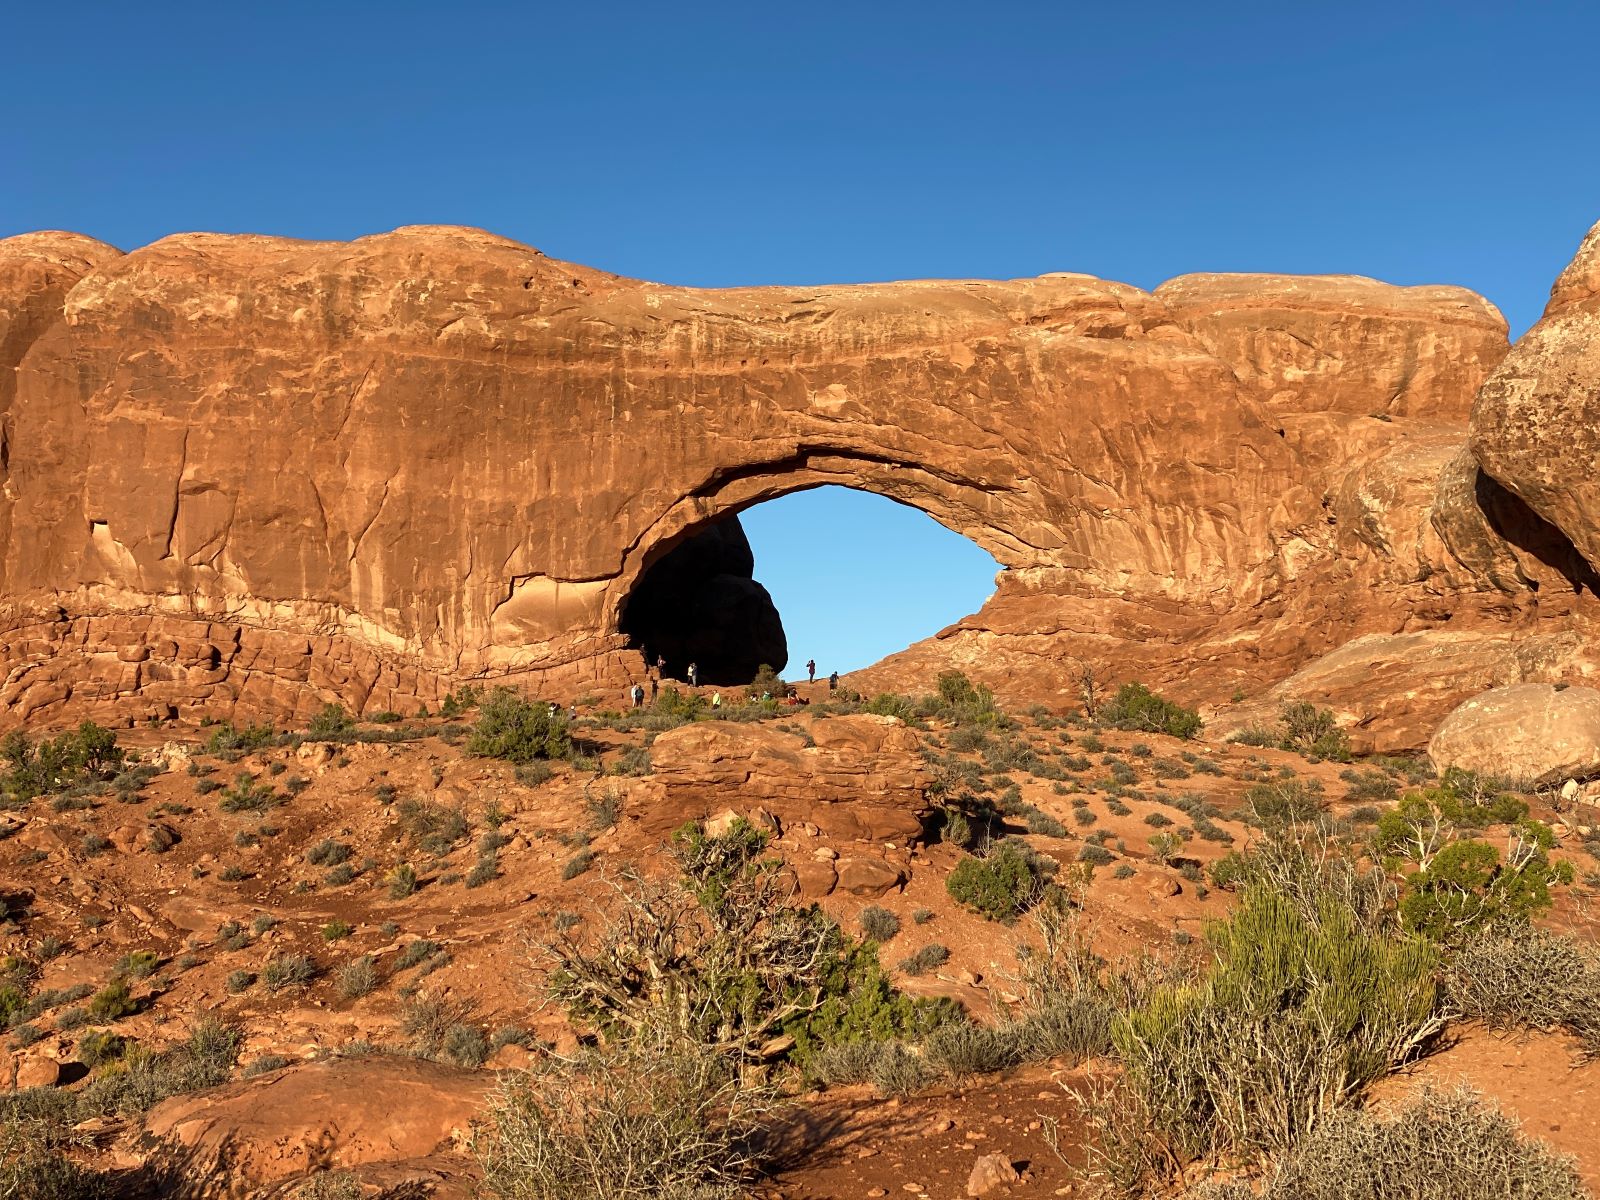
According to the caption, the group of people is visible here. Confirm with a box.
[626,652,840,708]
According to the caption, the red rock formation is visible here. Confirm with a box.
[1,222,1585,740]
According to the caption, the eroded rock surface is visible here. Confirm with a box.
[1428,682,1600,786]
[0,221,1591,740]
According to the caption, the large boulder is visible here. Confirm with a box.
[139,1055,490,1193]
[1428,683,1600,786]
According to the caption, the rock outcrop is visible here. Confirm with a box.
[646,714,930,843]
[1473,219,1600,576]
[0,221,1592,740]
[1428,683,1600,786]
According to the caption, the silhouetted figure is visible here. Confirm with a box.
[655,653,666,677]
[650,676,659,700]
[828,670,839,690]
[687,661,699,687]
[806,658,816,683]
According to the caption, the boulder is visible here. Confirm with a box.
[139,1055,490,1191]
[1428,684,1600,786]
[835,857,905,897]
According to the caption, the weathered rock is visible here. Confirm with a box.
[13,1055,59,1089]
[1429,684,1600,786]
[0,225,1546,741]
[835,857,905,897]
[140,1056,489,1191]
[967,1151,1022,1196]
[647,715,931,842]
[1472,219,1600,575]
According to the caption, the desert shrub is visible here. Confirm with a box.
[1100,684,1202,740]
[396,940,440,970]
[469,688,572,763]
[0,1114,107,1198]
[321,921,353,942]
[1109,878,1442,1173]
[1077,844,1115,867]
[1010,890,1118,1066]
[225,970,254,994]
[1203,1086,1586,1200]
[87,980,136,1021]
[1244,778,1324,828]
[547,821,952,1065]
[385,862,419,899]
[204,721,277,755]
[116,950,160,979]
[1276,702,1351,761]
[440,685,483,719]
[1443,924,1600,1055]
[1147,831,1183,866]
[307,703,356,740]
[76,1017,239,1117]
[896,944,950,977]
[946,840,1055,923]
[1227,724,1278,749]
[335,956,379,1000]
[923,1021,1018,1080]
[475,1033,779,1200]
[76,1029,126,1069]
[0,722,124,805]
[561,849,596,880]
[262,954,317,992]
[443,1022,490,1067]
[610,745,652,777]
[294,1173,363,1200]
[397,796,469,854]
[1143,811,1174,828]
[858,906,900,943]
[1341,768,1398,803]
[1025,807,1070,837]
[218,772,279,813]
[467,857,499,888]
[305,838,351,866]
[1399,823,1572,942]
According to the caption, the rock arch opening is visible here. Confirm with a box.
[617,485,1001,687]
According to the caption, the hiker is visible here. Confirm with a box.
[548,701,559,719]
[630,683,645,708]
[711,691,722,708]
[568,704,577,721]
[650,676,659,700]
[654,653,666,677]
[807,658,816,683]
[687,661,699,687]
[828,670,839,690]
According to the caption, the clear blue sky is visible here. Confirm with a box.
[6,1,1598,671]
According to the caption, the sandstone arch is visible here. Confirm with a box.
[6,220,1583,741]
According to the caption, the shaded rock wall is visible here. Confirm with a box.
[0,221,1589,736]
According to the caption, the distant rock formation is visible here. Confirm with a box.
[0,222,1593,743]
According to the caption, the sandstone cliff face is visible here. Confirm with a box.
[0,222,1584,735]
[1473,218,1600,577]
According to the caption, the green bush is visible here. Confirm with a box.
[1276,702,1351,761]
[1400,824,1572,943]
[0,722,124,804]
[1112,882,1441,1170]
[946,840,1055,923]
[468,688,572,763]
[1100,684,1202,740]
[896,944,950,976]
[307,703,356,739]
[87,980,137,1022]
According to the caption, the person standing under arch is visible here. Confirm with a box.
[687,661,699,688]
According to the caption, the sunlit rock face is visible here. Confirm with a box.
[1,219,1592,743]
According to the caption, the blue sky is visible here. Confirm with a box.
[6,1,1598,671]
